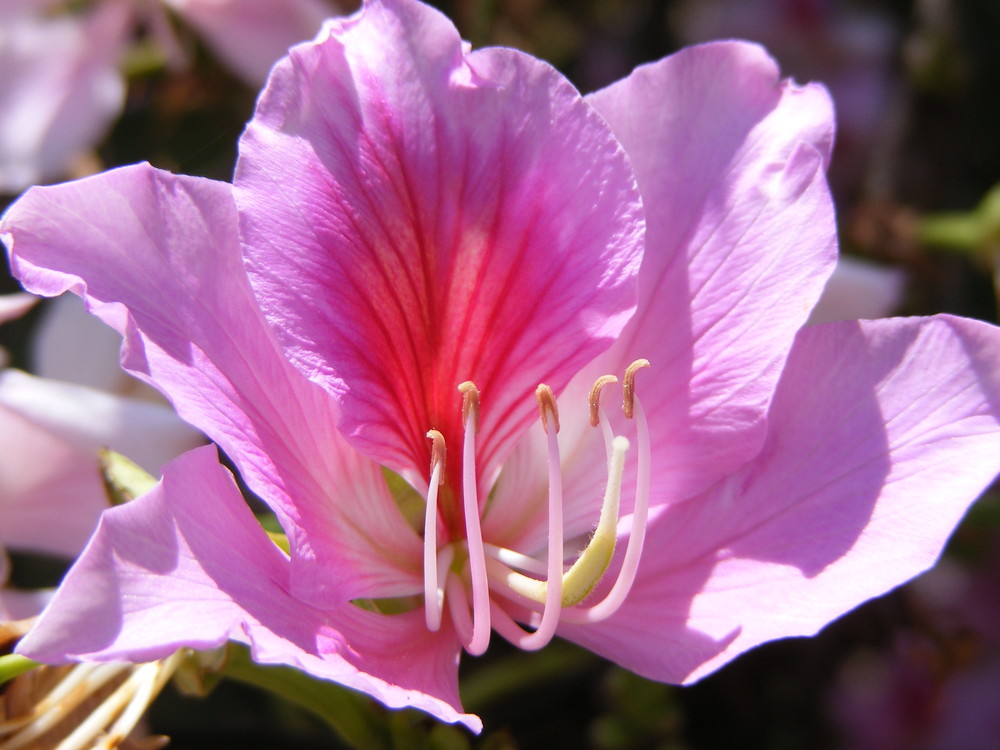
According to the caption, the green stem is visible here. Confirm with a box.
[0,653,40,685]
[218,644,391,750]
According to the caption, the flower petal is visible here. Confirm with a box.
[0,292,36,324]
[1,164,421,606]
[17,446,477,730]
[0,369,200,559]
[0,0,129,192]
[808,255,904,324]
[560,316,1000,683]
[236,0,644,489]
[164,0,333,86]
[584,41,837,504]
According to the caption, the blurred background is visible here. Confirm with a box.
[2,1,1000,748]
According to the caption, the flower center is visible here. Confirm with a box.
[422,360,651,655]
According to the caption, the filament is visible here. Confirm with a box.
[423,430,446,631]
[459,382,491,655]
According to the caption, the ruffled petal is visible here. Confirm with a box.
[559,316,1000,683]
[584,41,837,505]
[17,446,477,730]
[236,0,643,490]
[1,164,420,606]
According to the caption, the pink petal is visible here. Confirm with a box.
[584,41,837,504]
[0,292,36,324]
[0,369,199,559]
[30,293,139,396]
[164,0,336,86]
[0,0,130,192]
[808,255,905,324]
[560,316,1000,683]
[236,0,643,491]
[17,446,478,730]
[1,164,421,607]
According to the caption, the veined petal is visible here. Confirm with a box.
[16,446,477,731]
[584,41,837,505]
[236,0,644,490]
[1,164,420,606]
[560,316,1000,683]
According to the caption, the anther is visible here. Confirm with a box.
[458,381,480,432]
[623,359,650,419]
[588,375,618,427]
[427,429,446,483]
[535,384,560,434]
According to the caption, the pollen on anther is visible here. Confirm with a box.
[458,381,480,432]
[535,384,560,434]
[623,359,651,419]
[426,429,446,485]
[588,375,619,427]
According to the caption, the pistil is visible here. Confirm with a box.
[419,360,652,653]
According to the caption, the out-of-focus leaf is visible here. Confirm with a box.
[219,642,391,750]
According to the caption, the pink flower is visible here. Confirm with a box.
[4,0,1000,731]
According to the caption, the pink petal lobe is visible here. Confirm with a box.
[560,316,1000,683]
[16,446,477,730]
[1,164,421,608]
[236,0,643,489]
[584,41,837,505]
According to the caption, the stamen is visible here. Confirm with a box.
[536,383,560,434]
[589,374,618,461]
[515,386,564,649]
[622,359,650,419]
[484,543,548,576]
[423,430,446,632]
[92,649,186,750]
[589,375,618,427]
[459,382,491,655]
[563,370,652,624]
[458,381,480,432]
[0,664,128,741]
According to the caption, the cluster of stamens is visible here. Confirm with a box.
[422,359,651,654]
[0,648,184,750]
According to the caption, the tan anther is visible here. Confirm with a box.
[458,381,480,432]
[535,384,560,434]
[623,359,651,419]
[426,430,446,484]
[588,375,619,427]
